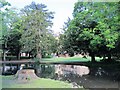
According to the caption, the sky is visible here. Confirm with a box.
[6,0,78,34]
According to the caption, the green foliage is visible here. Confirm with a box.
[0,1,23,59]
[62,2,119,61]
[4,30,22,55]
[0,0,11,42]
[0,0,23,60]
[0,0,11,8]
[41,33,58,58]
[1,1,57,60]
[20,2,55,58]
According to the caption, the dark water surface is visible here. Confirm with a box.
[39,63,120,90]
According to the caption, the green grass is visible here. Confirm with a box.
[1,75,74,88]
[42,56,102,63]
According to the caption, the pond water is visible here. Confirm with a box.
[38,64,120,89]
[1,63,120,89]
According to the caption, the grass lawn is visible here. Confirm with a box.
[1,75,74,88]
[42,56,102,63]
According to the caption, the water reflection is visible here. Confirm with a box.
[54,65,89,77]
[39,64,120,89]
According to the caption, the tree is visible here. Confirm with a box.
[41,32,58,58]
[1,0,23,60]
[4,30,22,60]
[59,18,76,56]
[0,0,11,60]
[113,1,120,59]
[63,2,119,62]
[20,2,54,59]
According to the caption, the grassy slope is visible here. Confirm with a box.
[1,75,73,88]
[42,56,102,63]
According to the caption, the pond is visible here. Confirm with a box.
[37,64,120,89]
[1,62,120,89]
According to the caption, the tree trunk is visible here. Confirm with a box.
[2,49,6,74]
[17,52,20,60]
[3,50,6,61]
[36,52,42,59]
[103,55,106,60]
[25,53,27,56]
[36,48,42,61]
[91,53,96,62]
[29,52,31,58]
[35,47,41,76]
[108,54,112,60]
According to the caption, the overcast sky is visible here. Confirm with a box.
[6,0,77,34]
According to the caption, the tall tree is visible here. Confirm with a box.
[63,2,119,62]
[20,2,54,59]
[0,0,11,60]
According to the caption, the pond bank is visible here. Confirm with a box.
[1,75,83,88]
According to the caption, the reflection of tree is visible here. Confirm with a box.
[39,64,55,78]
